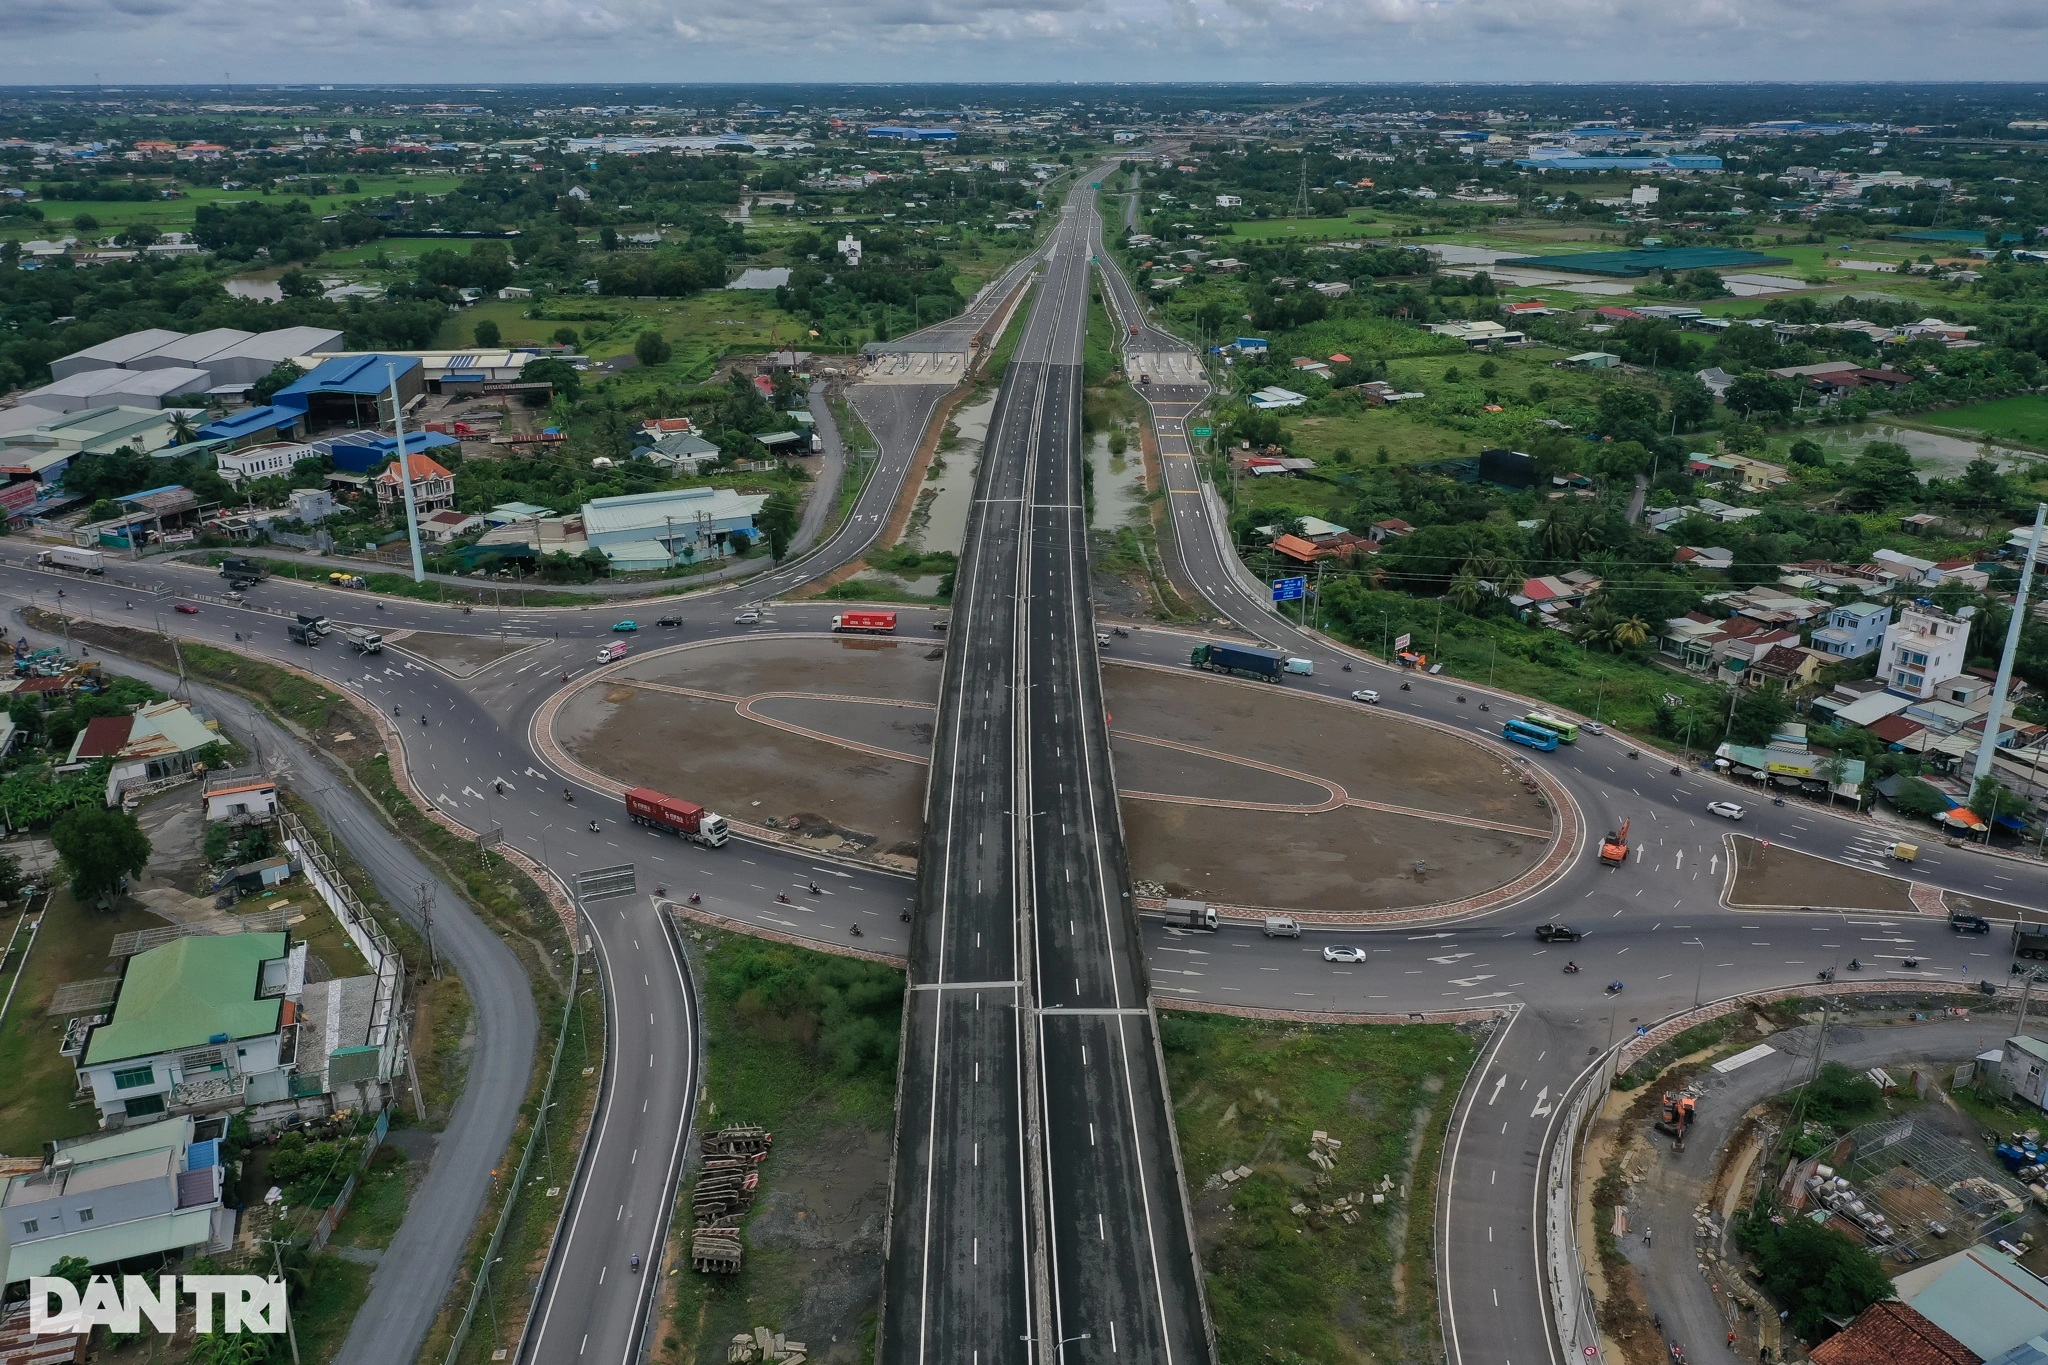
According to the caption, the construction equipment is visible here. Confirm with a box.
[1599,818,1632,868]
[1655,1091,1697,1150]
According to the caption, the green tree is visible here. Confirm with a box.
[116,222,160,249]
[552,327,580,347]
[277,267,322,299]
[50,805,152,903]
[1595,387,1663,443]
[1737,1209,1893,1341]
[1842,441,1919,510]
[757,489,800,562]
[633,330,673,367]
[47,1254,92,1297]
[1727,687,1791,745]
[250,360,303,405]
[169,410,201,444]
[1667,372,1715,430]
[0,851,25,901]
[1787,438,1826,468]
[1724,373,1799,419]
[1888,777,1950,819]
[521,358,582,402]
[473,318,501,348]
[73,212,99,232]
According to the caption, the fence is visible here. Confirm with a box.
[280,811,404,1071]
[1545,1060,1610,1365]
[308,1105,393,1253]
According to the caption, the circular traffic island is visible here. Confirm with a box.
[550,636,1559,918]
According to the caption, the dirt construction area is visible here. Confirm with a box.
[387,629,541,677]
[553,639,1557,914]
[1726,835,2002,921]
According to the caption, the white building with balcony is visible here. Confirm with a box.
[1876,604,1970,700]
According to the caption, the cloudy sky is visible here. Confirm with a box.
[3,0,2046,85]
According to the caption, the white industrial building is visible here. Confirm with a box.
[18,366,216,414]
[39,324,346,399]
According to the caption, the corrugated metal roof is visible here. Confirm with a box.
[0,1205,217,1282]
[82,932,286,1065]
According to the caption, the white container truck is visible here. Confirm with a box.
[343,628,384,654]
[40,547,106,575]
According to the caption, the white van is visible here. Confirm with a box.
[597,641,630,663]
[1262,916,1301,938]
[1284,657,1314,676]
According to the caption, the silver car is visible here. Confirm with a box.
[1707,800,1746,820]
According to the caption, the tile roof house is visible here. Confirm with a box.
[1809,1300,1979,1365]
[373,452,456,514]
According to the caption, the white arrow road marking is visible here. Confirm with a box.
[1407,932,1458,940]
[1531,1087,1553,1118]
[436,793,458,808]
[1464,991,1516,1002]
[1447,975,1496,988]
[526,767,546,779]
[1488,1074,1506,1105]
[1711,854,1720,875]
[1675,850,1683,870]
[1428,952,1475,964]
[461,786,485,801]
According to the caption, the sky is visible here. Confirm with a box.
[2,0,2047,85]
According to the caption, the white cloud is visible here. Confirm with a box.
[0,0,2044,79]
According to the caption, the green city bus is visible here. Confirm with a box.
[1523,711,1579,743]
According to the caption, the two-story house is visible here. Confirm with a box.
[372,451,456,514]
[1809,601,1891,659]
[75,933,301,1127]
[0,1116,232,1284]
[1876,604,1971,700]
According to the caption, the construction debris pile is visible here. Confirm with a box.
[691,1126,772,1275]
[726,1326,808,1364]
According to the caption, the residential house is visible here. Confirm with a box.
[372,452,457,514]
[1686,453,1789,492]
[215,441,309,486]
[1695,498,1763,525]
[1214,194,1242,208]
[202,774,277,823]
[1807,1300,1979,1365]
[580,486,769,571]
[1675,546,1735,573]
[286,488,337,524]
[1999,1035,2048,1111]
[422,510,485,543]
[1559,351,1621,369]
[1895,1245,2048,1363]
[1369,519,1415,543]
[1746,643,1826,692]
[1809,602,1891,658]
[1871,547,1939,586]
[74,933,302,1126]
[1901,512,1942,535]
[1933,558,1991,592]
[1694,367,1737,398]
[1662,612,1767,672]
[2007,525,2048,567]
[1878,604,1971,699]
[66,700,221,803]
[0,1117,233,1285]
[1712,723,1866,800]
[1247,386,1307,410]
[1427,320,1524,347]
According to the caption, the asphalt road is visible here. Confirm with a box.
[7,613,537,1365]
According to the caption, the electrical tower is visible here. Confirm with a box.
[416,882,439,978]
[1296,152,1311,217]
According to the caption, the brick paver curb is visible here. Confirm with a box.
[1617,979,2008,1069]
[1155,998,1512,1027]
[663,901,906,968]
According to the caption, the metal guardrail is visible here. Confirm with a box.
[1545,1057,1611,1365]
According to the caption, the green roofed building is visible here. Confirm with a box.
[77,933,298,1127]
[1499,246,1793,277]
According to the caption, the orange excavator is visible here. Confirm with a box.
[1655,1091,1697,1151]
[1599,818,1631,868]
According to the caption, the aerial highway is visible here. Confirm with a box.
[878,177,1211,1365]
[7,185,2046,1365]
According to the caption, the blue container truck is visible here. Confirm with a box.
[1189,641,1285,682]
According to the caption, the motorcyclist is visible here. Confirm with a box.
[629,1254,641,1273]
[1564,960,1579,974]
[776,892,790,903]
[850,923,863,937]
[1848,958,1861,971]
[587,819,600,833]
[688,892,702,905]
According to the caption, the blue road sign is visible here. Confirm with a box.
[1272,577,1307,603]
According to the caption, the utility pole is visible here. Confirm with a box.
[259,1237,302,1365]
[417,882,438,979]
[1972,501,2045,801]
[388,363,426,584]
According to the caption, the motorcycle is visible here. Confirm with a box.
[1847,958,1862,971]
[1606,980,1625,995]
[1112,627,1129,638]
[1400,681,1410,691]
[1772,796,1786,806]
[1563,962,1580,975]
[1478,702,1489,712]
[1817,968,1835,982]
[1342,663,1352,672]
[688,892,702,906]
[630,1255,641,1273]
[849,923,863,937]
[1903,956,1921,969]
[419,714,429,727]
[563,788,575,802]
[375,603,385,611]
[1670,765,1681,776]
[1456,694,1467,704]
[587,820,600,833]
[1627,749,1639,760]
[808,882,820,895]
[776,892,790,904]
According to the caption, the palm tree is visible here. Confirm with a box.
[1611,614,1652,652]
[168,410,200,445]
[1448,568,1484,616]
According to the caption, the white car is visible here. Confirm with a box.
[1350,689,1380,704]
[1322,945,1367,963]
[734,610,761,624]
[1584,721,1606,736]
[1707,800,1746,820]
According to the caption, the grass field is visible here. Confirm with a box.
[0,888,166,1155]
[4,175,467,241]
[1921,394,2048,447]
[1161,1012,1479,1364]
[1228,215,1392,241]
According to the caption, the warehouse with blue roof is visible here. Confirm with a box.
[271,354,423,428]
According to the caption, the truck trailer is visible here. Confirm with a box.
[831,611,897,634]
[1189,642,1285,683]
[39,547,105,575]
[2016,921,2048,961]
[625,787,730,847]
[220,556,271,582]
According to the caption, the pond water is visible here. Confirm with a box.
[1087,431,1148,529]
[223,277,283,302]
[1809,421,2043,482]
[909,393,995,555]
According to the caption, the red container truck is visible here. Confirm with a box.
[831,611,897,634]
[624,787,730,847]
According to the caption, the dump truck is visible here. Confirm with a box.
[831,610,897,634]
[296,612,332,636]
[39,547,105,574]
[1167,898,1218,931]
[286,622,320,647]
[1189,641,1285,683]
[1655,1091,1696,1150]
[219,555,270,582]
[625,786,730,848]
[1599,818,1631,868]
[342,628,383,654]
[2016,921,2048,961]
